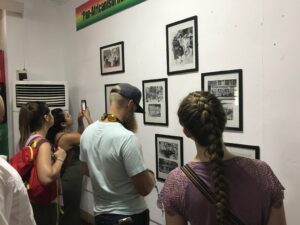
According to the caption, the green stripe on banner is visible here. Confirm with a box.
[77,0,145,30]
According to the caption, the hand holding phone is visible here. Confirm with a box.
[81,100,87,111]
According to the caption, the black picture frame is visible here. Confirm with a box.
[142,78,168,126]
[155,134,183,182]
[104,83,118,113]
[225,142,260,159]
[201,69,243,131]
[100,41,125,75]
[166,16,198,75]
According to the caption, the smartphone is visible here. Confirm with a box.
[81,100,87,111]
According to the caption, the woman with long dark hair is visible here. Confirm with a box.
[46,107,92,225]
[18,101,66,225]
[158,91,286,225]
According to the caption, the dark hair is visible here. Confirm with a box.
[19,101,50,148]
[46,108,66,144]
[177,91,227,225]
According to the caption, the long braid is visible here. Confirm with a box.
[178,91,228,225]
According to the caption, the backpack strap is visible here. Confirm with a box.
[28,137,48,149]
[25,134,42,147]
[181,164,245,225]
[26,136,50,161]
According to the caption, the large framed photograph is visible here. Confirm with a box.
[225,142,260,159]
[142,78,168,126]
[100,41,124,75]
[166,16,198,75]
[104,83,118,113]
[155,134,183,181]
[201,69,243,131]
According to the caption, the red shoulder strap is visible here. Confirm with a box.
[28,137,49,150]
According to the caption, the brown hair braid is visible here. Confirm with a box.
[178,91,227,225]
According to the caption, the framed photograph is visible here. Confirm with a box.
[201,69,243,131]
[155,134,183,181]
[104,83,118,113]
[142,78,168,126]
[225,142,260,159]
[166,16,198,75]
[100,41,124,75]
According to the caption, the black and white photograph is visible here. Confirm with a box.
[202,69,243,131]
[155,134,183,181]
[166,16,198,75]
[100,41,124,75]
[104,83,118,113]
[143,78,168,125]
[225,143,260,159]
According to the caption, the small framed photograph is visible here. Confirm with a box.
[166,16,198,75]
[104,83,118,113]
[155,134,183,181]
[225,142,260,159]
[142,78,168,126]
[201,69,243,131]
[100,41,124,75]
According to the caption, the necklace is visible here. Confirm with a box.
[100,113,122,124]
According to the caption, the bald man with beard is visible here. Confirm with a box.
[0,95,36,225]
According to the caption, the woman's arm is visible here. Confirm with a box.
[36,143,66,185]
[78,108,93,134]
[165,213,187,225]
[267,205,287,225]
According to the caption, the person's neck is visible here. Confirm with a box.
[62,127,71,133]
[31,127,48,138]
[192,142,235,162]
[105,107,124,123]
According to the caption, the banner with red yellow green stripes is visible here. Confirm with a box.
[76,0,145,30]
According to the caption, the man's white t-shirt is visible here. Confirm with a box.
[0,157,36,225]
[80,121,148,216]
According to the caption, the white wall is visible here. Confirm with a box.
[4,0,300,224]
[4,0,65,152]
[262,0,300,222]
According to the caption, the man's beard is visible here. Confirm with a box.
[123,112,137,133]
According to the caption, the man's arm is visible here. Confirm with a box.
[131,170,155,196]
[80,161,90,177]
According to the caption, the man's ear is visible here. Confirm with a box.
[183,127,193,138]
[127,99,135,110]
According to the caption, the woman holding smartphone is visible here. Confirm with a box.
[46,105,92,225]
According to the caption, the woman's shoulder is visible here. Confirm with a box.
[232,157,273,174]
[230,157,284,192]
[165,166,190,187]
[56,131,80,148]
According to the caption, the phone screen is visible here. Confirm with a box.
[81,100,87,111]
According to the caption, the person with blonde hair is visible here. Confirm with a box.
[158,91,286,225]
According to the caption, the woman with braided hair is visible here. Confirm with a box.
[158,91,286,225]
